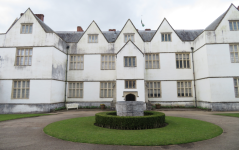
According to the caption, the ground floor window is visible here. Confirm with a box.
[147,81,161,97]
[234,78,239,97]
[12,80,30,99]
[68,82,83,98]
[100,82,114,98]
[177,81,192,97]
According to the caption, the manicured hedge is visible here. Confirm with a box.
[95,111,165,130]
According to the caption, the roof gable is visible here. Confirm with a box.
[116,40,144,56]
[205,4,238,31]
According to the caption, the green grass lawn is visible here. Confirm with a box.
[44,116,222,146]
[0,114,50,122]
[215,113,239,118]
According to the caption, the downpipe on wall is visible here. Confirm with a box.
[191,47,197,107]
[65,46,69,105]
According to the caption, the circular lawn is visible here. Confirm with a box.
[43,116,222,146]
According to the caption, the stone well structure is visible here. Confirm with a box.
[116,101,146,116]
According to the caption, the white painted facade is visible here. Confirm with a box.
[0,4,239,113]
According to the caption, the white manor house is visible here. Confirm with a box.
[0,4,239,113]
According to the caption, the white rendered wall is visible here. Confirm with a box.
[196,79,212,102]
[116,80,145,102]
[67,55,116,81]
[116,41,144,79]
[52,47,67,81]
[50,80,65,103]
[66,82,113,102]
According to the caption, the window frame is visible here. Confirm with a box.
[234,78,239,98]
[229,20,239,31]
[69,55,84,70]
[161,33,172,42]
[125,80,136,89]
[11,80,30,99]
[147,81,161,98]
[20,23,33,34]
[175,53,191,69]
[101,54,115,70]
[88,34,98,43]
[124,56,137,67]
[124,33,135,43]
[15,48,33,66]
[100,82,115,98]
[177,81,193,97]
[229,45,239,63]
[68,82,84,98]
[145,53,160,69]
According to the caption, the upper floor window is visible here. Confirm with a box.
[70,55,84,70]
[12,80,30,99]
[100,82,114,98]
[125,80,136,89]
[177,81,192,97]
[161,33,171,42]
[124,34,134,42]
[88,34,98,43]
[101,55,115,70]
[229,21,239,31]
[229,45,239,63]
[234,78,239,98]
[176,53,190,69]
[15,48,32,66]
[145,54,160,69]
[21,24,32,34]
[124,56,136,67]
[68,82,83,98]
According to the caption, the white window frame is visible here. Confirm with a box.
[145,53,160,69]
[229,21,239,31]
[125,80,136,89]
[88,34,98,43]
[124,33,135,42]
[101,55,115,70]
[234,78,239,98]
[12,80,30,99]
[124,56,136,67]
[161,33,172,42]
[177,81,192,97]
[100,82,114,98]
[68,82,83,98]
[176,53,190,69]
[21,23,33,34]
[70,55,84,70]
[15,48,33,66]
[147,81,161,98]
[229,45,239,63]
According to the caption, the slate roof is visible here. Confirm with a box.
[138,30,156,42]
[102,31,120,43]
[205,12,226,31]
[175,30,204,41]
[55,31,84,43]
[34,14,54,33]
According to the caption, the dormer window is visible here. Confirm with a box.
[161,33,171,42]
[124,34,134,42]
[88,34,98,43]
[21,24,33,34]
[229,21,239,31]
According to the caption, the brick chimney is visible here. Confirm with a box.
[77,26,84,32]
[145,29,151,31]
[238,6,239,10]
[20,13,44,22]
[109,29,116,31]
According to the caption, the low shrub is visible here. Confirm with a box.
[55,106,66,111]
[95,111,165,130]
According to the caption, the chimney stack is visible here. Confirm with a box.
[238,6,239,10]
[20,13,44,22]
[145,29,151,31]
[109,29,116,31]
[77,26,84,32]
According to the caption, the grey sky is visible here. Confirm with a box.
[0,0,239,33]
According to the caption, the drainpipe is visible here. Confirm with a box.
[191,47,197,107]
[64,46,69,105]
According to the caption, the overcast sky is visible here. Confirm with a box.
[0,0,239,33]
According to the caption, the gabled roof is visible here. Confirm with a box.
[6,18,18,33]
[205,4,238,31]
[56,31,84,43]
[175,30,204,41]
[33,13,54,33]
[116,40,144,56]
[102,31,120,43]
[138,30,156,42]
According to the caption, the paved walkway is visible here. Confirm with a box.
[0,110,239,150]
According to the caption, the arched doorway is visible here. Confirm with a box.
[125,94,136,101]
